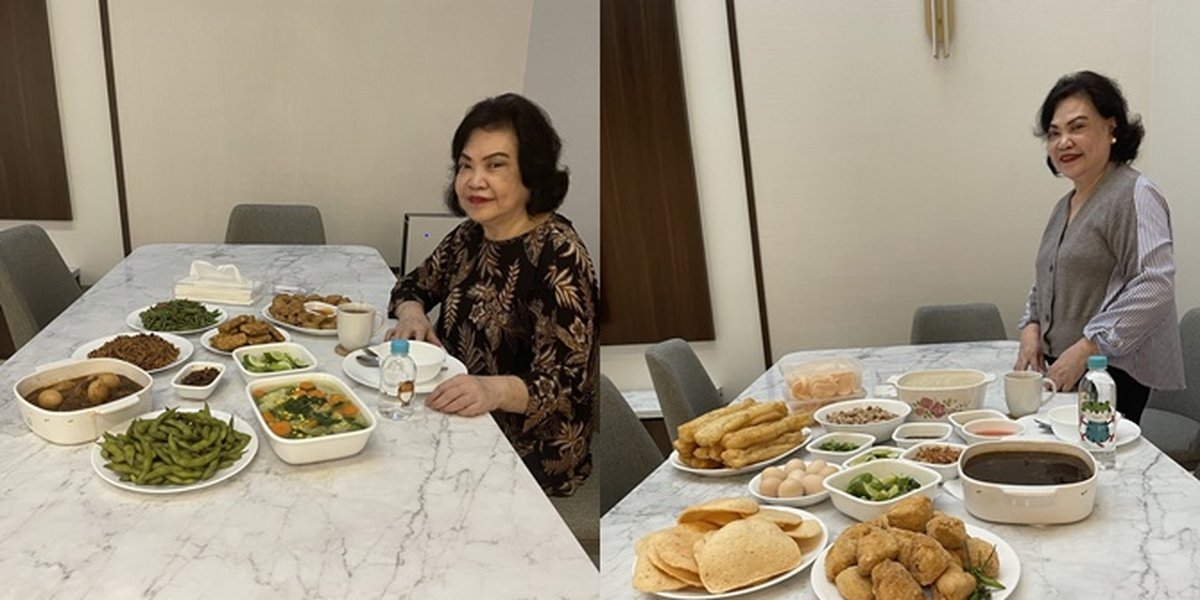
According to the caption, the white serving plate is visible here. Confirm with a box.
[90,408,258,494]
[125,303,227,335]
[1036,407,1142,448]
[199,326,291,356]
[810,522,1020,599]
[341,351,468,395]
[748,463,842,507]
[648,506,828,599]
[72,332,193,374]
[668,429,811,477]
[260,305,339,337]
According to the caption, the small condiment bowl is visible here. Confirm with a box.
[900,441,966,481]
[960,418,1026,445]
[891,422,953,449]
[171,361,226,400]
[947,408,1009,438]
[822,458,941,522]
[747,462,843,507]
[805,432,876,464]
[844,445,904,468]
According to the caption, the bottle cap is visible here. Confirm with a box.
[391,339,410,354]
[1087,355,1107,370]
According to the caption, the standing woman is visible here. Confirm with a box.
[386,93,597,496]
[1014,71,1183,423]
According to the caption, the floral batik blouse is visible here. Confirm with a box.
[389,213,598,496]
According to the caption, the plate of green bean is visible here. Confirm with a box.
[126,300,227,336]
[90,405,258,494]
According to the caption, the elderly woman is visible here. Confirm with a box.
[1014,71,1183,423]
[385,93,597,496]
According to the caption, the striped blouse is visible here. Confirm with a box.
[1017,164,1184,390]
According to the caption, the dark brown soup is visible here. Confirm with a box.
[963,451,1092,485]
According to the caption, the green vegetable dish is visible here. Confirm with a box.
[97,405,251,486]
[844,473,921,502]
[139,299,221,332]
[816,440,862,452]
[241,350,309,373]
[253,380,368,439]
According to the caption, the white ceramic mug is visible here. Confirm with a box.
[1004,370,1058,417]
[336,302,384,351]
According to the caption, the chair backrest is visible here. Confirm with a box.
[1146,307,1200,421]
[598,374,663,515]
[0,225,84,350]
[645,338,722,442]
[224,204,326,244]
[910,302,1007,344]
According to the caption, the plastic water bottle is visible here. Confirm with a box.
[1077,355,1117,469]
[378,339,417,420]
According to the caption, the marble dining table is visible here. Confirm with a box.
[0,244,596,599]
[601,340,1200,599]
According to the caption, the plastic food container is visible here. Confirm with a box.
[171,361,226,400]
[14,358,153,445]
[779,356,865,413]
[822,459,941,522]
[813,398,911,443]
[958,440,1097,524]
[888,369,996,421]
[245,372,376,464]
[232,342,317,383]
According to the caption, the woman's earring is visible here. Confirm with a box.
[1111,137,1117,144]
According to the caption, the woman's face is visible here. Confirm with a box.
[1045,94,1116,186]
[454,126,532,235]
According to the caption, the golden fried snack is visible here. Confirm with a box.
[825,535,859,582]
[925,513,968,550]
[933,563,977,600]
[750,508,804,529]
[646,544,703,588]
[840,522,878,542]
[695,402,780,447]
[218,314,252,334]
[719,430,807,468]
[680,455,722,469]
[633,549,689,593]
[246,333,273,345]
[696,518,801,594]
[211,332,248,351]
[835,566,875,600]
[903,534,951,586]
[889,527,919,563]
[646,526,705,583]
[721,412,807,450]
[677,399,755,444]
[785,520,825,554]
[870,559,924,600]
[677,497,759,526]
[886,494,934,532]
[856,527,900,576]
[964,537,1000,578]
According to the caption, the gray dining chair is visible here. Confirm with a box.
[599,374,664,516]
[645,338,723,442]
[224,203,327,244]
[910,302,1008,345]
[0,225,84,351]
[1141,308,1200,472]
[548,382,600,567]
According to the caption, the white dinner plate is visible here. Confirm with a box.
[72,332,193,374]
[199,327,291,356]
[90,408,258,495]
[810,522,1020,599]
[125,303,227,335]
[668,430,811,477]
[341,350,468,395]
[1016,414,1142,447]
[645,505,826,599]
[260,305,339,337]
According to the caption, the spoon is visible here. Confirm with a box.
[355,353,380,368]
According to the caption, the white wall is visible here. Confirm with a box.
[599,0,767,397]
[0,0,124,286]
[523,0,600,264]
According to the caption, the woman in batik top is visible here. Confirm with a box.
[387,93,597,496]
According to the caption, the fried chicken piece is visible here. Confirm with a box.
[886,494,934,532]
[925,513,968,550]
[933,564,977,600]
[211,332,248,351]
[902,533,951,586]
[856,527,899,576]
[219,314,252,334]
[870,560,923,600]
[246,334,273,344]
[825,535,859,582]
[964,537,1000,578]
[835,566,875,600]
[240,321,271,336]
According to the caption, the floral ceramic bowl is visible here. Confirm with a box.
[886,369,995,421]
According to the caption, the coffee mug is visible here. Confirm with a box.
[1004,370,1058,417]
[337,302,385,351]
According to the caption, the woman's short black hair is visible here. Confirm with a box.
[1035,70,1144,175]
[444,93,569,216]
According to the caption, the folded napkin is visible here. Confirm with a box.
[174,261,260,305]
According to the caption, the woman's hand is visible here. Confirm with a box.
[1014,323,1045,372]
[1047,338,1099,392]
[424,374,528,417]
[384,301,441,345]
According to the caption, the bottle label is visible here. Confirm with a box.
[1078,382,1116,448]
[397,381,415,403]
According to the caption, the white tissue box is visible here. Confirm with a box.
[174,261,260,305]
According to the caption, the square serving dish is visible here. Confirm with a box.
[822,458,941,522]
[245,372,376,465]
[171,361,226,400]
[232,342,317,383]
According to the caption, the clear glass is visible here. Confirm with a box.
[378,350,417,421]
